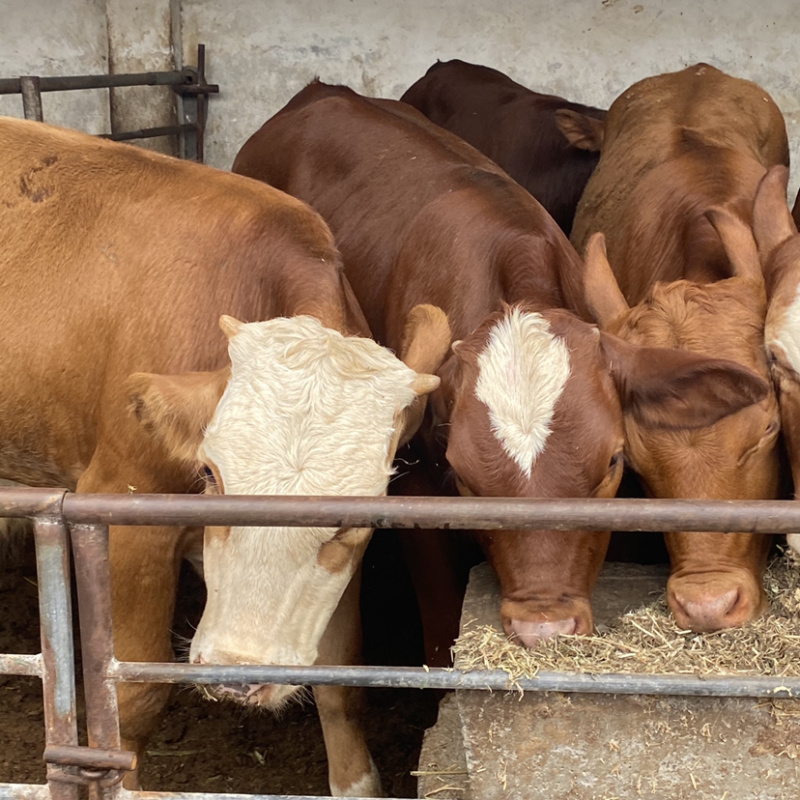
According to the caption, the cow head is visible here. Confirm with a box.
[127,308,448,709]
[584,227,779,632]
[753,166,800,555]
[429,302,767,645]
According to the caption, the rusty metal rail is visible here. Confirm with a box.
[1,486,799,800]
[1,44,218,161]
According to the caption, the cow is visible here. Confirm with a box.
[563,63,788,632]
[750,166,800,556]
[400,58,606,236]
[231,81,768,662]
[0,115,448,797]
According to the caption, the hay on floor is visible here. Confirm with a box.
[452,549,800,679]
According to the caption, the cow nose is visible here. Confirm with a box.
[670,586,742,632]
[506,616,578,647]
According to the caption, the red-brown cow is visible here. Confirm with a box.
[401,59,606,235]
[0,116,446,796]
[564,63,788,632]
[751,167,800,558]
[232,81,768,659]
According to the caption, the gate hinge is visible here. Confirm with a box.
[44,745,137,788]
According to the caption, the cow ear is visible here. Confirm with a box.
[554,108,605,152]
[396,304,449,445]
[583,232,629,329]
[600,332,769,430]
[705,207,765,293]
[126,367,231,467]
[753,166,796,272]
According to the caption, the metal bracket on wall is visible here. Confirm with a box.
[0,43,218,162]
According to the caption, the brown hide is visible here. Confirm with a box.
[233,82,769,653]
[0,117,370,786]
[400,59,606,235]
[752,168,800,556]
[571,63,787,632]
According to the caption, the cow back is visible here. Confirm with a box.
[401,59,606,235]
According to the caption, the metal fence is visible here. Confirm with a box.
[2,487,800,800]
[0,44,218,162]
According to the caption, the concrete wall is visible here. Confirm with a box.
[178,0,800,202]
[1,0,798,197]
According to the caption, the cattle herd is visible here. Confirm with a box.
[2,58,800,796]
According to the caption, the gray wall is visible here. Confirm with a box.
[1,0,798,198]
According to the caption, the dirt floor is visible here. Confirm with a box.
[0,532,440,797]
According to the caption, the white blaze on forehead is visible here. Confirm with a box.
[476,309,571,478]
[202,315,418,496]
[771,284,800,376]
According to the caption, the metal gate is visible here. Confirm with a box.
[0,44,218,162]
[2,487,800,800]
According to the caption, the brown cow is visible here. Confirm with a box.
[232,81,768,659]
[751,166,800,557]
[565,63,787,632]
[0,115,446,796]
[400,58,606,235]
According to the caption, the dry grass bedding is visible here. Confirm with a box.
[453,550,800,679]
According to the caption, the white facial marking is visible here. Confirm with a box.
[475,309,571,478]
[191,316,419,668]
[771,283,800,376]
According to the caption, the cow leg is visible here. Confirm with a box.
[313,567,383,797]
[76,460,183,789]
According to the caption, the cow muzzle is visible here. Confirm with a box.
[500,596,594,647]
[203,681,300,709]
[667,570,766,632]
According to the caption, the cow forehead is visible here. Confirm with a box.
[202,316,417,497]
[475,309,571,478]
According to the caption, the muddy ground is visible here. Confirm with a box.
[0,532,440,797]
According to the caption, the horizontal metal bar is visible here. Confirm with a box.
[58,492,800,532]
[0,70,189,95]
[127,793,377,800]
[111,661,800,698]
[99,124,195,142]
[2,488,800,532]
[0,652,42,677]
[44,745,137,772]
[0,784,51,800]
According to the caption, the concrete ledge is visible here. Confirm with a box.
[419,562,800,800]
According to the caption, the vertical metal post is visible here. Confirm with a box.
[70,523,124,800]
[20,76,43,121]
[33,516,79,800]
[195,44,207,164]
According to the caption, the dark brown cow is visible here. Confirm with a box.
[401,59,606,235]
[0,116,446,796]
[565,63,788,632]
[232,81,768,659]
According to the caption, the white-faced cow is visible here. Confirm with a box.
[231,81,768,662]
[564,63,788,632]
[0,116,447,797]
